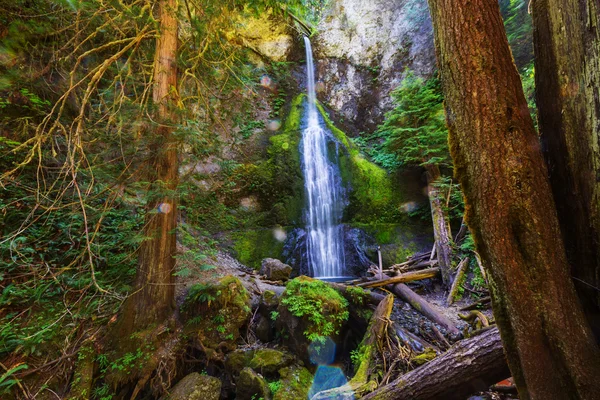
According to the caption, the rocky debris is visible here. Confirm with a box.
[260,258,293,281]
[236,367,271,400]
[163,372,221,400]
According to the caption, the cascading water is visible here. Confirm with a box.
[301,37,347,278]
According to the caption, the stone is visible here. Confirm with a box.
[315,0,436,131]
[163,372,221,400]
[255,314,274,343]
[236,367,271,400]
[224,349,255,376]
[260,258,292,281]
[274,366,314,400]
[249,348,294,376]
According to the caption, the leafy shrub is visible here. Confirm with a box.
[280,277,349,344]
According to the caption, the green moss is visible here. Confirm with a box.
[315,103,400,222]
[345,286,369,306]
[280,276,349,344]
[274,366,314,400]
[182,276,251,350]
[230,228,286,269]
[248,348,293,375]
[412,347,437,365]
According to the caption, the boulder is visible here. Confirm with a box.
[255,314,275,343]
[260,258,292,281]
[163,372,221,400]
[236,368,271,400]
[249,348,294,376]
[273,366,314,400]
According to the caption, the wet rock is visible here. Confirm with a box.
[249,348,294,376]
[260,258,293,281]
[255,314,275,342]
[164,372,221,400]
[236,368,271,400]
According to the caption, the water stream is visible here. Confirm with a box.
[301,37,347,278]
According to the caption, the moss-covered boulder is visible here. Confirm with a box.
[276,276,349,363]
[274,366,314,400]
[182,276,251,354]
[224,349,255,376]
[249,348,294,376]
[163,373,221,400]
[236,368,271,400]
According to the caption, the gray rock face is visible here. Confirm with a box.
[314,0,436,131]
[260,258,293,281]
[164,373,221,400]
[236,367,271,400]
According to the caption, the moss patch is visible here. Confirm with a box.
[230,228,287,269]
[182,276,251,352]
[316,103,401,223]
[279,276,349,344]
[274,366,314,400]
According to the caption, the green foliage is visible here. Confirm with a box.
[500,0,534,71]
[280,277,349,344]
[369,72,450,171]
[270,311,280,321]
[0,363,28,395]
[268,380,282,395]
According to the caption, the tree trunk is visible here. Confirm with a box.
[362,327,510,400]
[426,0,600,398]
[425,164,453,286]
[532,0,600,341]
[118,0,179,335]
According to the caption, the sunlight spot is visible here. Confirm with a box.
[157,203,172,214]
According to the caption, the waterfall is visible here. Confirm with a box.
[301,37,347,278]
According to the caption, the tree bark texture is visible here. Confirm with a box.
[119,0,179,333]
[532,0,600,340]
[426,164,453,286]
[426,0,600,398]
[362,327,510,400]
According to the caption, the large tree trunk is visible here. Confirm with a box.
[425,164,453,286]
[118,0,179,334]
[426,0,600,398]
[362,327,509,400]
[532,0,600,341]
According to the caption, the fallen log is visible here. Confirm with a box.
[460,296,492,311]
[446,257,470,305]
[357,268,440,289]
[349,294,395,394]
[311,295,396,400]
[362,327,510,400]
[388,282,461,336]
[395,260,438,273]
[326,282,387,305]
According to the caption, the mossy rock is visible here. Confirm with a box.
[315,102,401,223]
[236,367,271,400]
[274,366,314,400]
[249,348,294,376]
[277,277,349,362]
[231,229,287,269]
[162,372,221,400]
[225,349,255,376]
[182,276,251,352]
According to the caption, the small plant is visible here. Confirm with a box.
[270,311,280,321]
[280,277,349,344]
[268,380,282,394]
